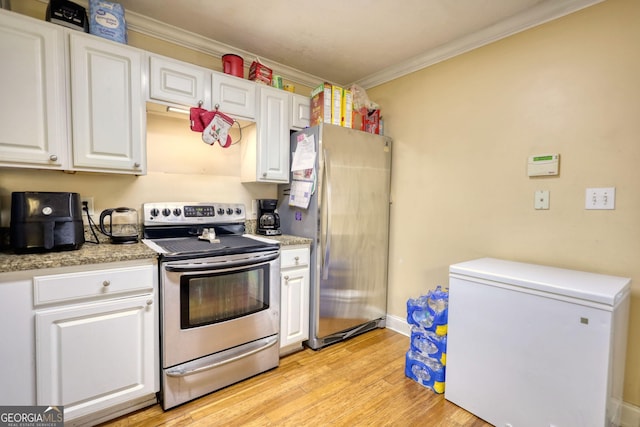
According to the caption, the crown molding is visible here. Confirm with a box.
[354,0,605,88]
[40,0,604,90]
[125,13,325,90]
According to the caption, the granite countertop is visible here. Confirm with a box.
[0,233,312,274]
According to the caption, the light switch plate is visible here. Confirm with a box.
[534,190,549,210]
[585,187,615,210]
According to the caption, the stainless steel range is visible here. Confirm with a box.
[142,202,280,410]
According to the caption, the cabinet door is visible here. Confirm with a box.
[256,86,290,183]
[280,266,310,350]
[0,275,36,405]
[280,246,310,354]
[149,55,210,108]
[291,94,310,130]
[69,33,146,174]
[0,10,68,169]
[36,294,157,421]
[211,72,256,119]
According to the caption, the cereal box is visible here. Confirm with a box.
[310,83,332,126]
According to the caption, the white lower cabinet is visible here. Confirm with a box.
[280,245,310,356]
[0,273,37,405]
[33,261,158,425]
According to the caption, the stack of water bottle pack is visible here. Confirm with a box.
[405,285,449,393]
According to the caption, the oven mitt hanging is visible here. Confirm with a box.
[201,110,234,147]
[190,104,207,132]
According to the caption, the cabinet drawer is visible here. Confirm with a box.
[34,265,154,306]
[281,247,310,269]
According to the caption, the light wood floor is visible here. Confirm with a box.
[100,328,490,426]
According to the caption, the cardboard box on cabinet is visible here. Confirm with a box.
[331,85,342,126]
[341,88,353,128]
[310,83,333,126]
[249,61,272,85]
[352,107,380,134]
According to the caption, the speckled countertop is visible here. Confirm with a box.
[0,229,312,274]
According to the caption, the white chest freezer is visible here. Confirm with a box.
[445,258,630,427]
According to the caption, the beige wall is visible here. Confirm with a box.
[369,0,640,404]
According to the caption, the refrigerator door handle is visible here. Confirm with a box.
[321,148,331,280]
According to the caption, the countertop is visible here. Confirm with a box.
[0,234,312,274]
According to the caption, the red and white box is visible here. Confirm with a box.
[249,61,272,85]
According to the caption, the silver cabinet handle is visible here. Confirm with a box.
[102,280,110,287]
[294,256,299,263]
[165,335,278,378]
[284,275,289,283]
[133,162,141,168]
[49,154,58,161]
[146,299,153,305]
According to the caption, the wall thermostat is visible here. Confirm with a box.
[528,153,559,177]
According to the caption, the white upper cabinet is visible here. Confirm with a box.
[69,32,146,174]
[0,10,146,175]
[241,86,290,183]
[211,72,257,120]
[149,54,211,108]
[0,10,68,170]
[291,94,311,130]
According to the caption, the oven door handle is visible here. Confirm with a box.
[164,251,279,272]
[165,335,279,378]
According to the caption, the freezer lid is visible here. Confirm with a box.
[449,258,631,307]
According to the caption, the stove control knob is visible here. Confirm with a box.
[226,208,233,215]
[173,208,182,217]
[217,208,225,215]
[162,208,171,217]
[150,208,159,217]
[235,207,242,215]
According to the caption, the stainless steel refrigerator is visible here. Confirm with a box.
[278,124,392,350]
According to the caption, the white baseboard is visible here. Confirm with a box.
[385,313,410,337]
[386,313,639,427]
[621,401,640,427]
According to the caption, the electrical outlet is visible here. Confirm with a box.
[81,196,95,216]
[534,190,549,210]
[585,187,615,210]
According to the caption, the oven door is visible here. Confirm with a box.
[161,250,280,368]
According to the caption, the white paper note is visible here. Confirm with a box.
[289,180,314,208]
[291,134,316,171]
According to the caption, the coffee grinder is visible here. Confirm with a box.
[256,199,281,236]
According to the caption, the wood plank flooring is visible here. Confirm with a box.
[100,328,491,426]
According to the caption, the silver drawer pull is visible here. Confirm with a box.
[284,276,289,283]
[102,280,111,287]
[146,299,153,306]
[49,154,58,161]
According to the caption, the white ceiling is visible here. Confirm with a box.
[112,0,601,88]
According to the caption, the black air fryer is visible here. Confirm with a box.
[10,192,85,253]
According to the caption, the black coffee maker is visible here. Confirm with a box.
[256,199,281,236]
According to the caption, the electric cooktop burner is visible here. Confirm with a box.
[141,202,280,259]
